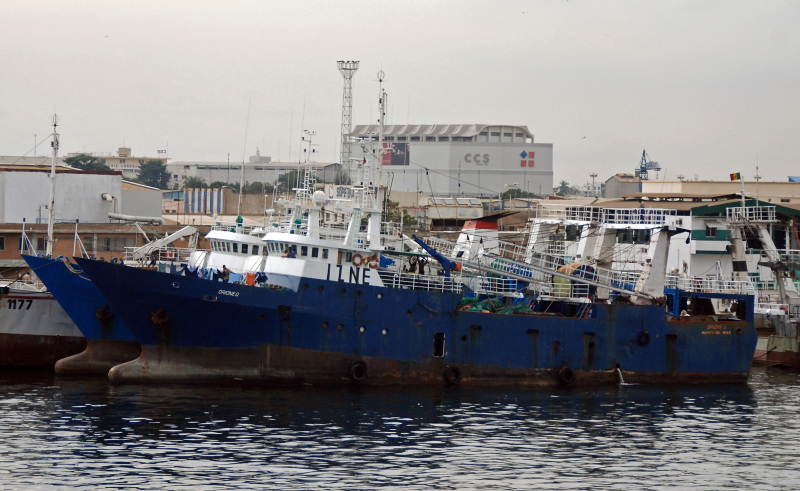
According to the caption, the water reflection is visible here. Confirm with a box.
[0,369,797,489]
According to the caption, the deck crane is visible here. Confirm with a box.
[638,150,661,191]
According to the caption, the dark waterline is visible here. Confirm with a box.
[0,368,798,490]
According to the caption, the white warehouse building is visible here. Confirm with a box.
[346,124,553,197]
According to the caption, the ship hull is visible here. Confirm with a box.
[77,259,758,386]
[22,255,141,375]
[0,287,86,369]
[752,335,800,368]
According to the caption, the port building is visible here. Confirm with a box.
[345,124,553,198]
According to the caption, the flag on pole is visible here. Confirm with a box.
[730,172,742,181]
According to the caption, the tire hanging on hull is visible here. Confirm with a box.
[349,360,367,382]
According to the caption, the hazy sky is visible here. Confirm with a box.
[3,1,799,191]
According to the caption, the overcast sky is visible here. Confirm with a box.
[3,1,799,192]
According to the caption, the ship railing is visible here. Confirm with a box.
[123,247,196,264]
[423,236,529,264]
[427,235,643,297]
[536,205,601,222]
[751,279,800,293]
[469,276,525,296]
[377,270,464,293]
[726,206,776,223]
[601,207,677,226]
[0,279,46,292]
[664,275,753,295]
[210,222,271,235]
[756,301,789,312]
[424,237,458,258]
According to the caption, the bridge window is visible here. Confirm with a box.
[312,247,319,258]
[425,136,436,142]
[232,243,238,253]
[241,244,249,254]
[705,225,717,238]
[252,245,259,256]
[300,246,308,257]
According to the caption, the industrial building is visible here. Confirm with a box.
[345,124,553,198]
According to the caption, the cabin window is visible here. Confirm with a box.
[410,136,420,142]
[705,225,717,238]
[322,249,329,259]
[565,225,582,241]
[345,251,353,262]
[300,246,308,256]
[252,245,259,255]
[232,243,239,253]
[425,136,436,142]
[263,245,269,256]
[241,244,249,254]
[311,247,319,258]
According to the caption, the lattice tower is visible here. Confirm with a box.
[337,60,359,175]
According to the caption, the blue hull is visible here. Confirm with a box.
[76,258,758,386]
[22,255,142,375]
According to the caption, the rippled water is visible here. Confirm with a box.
[0,368,798,490]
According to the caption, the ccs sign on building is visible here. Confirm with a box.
[464,153,490,165]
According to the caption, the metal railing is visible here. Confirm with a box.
[664,275,753,295]
[377,270,464,293]
[602,207,677,226]
[123,247,196,264]
[726,206,776,223]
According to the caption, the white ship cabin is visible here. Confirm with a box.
[194,217,436,289]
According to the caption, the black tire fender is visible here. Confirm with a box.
[444,366,462,384]
[349,360,367,382]
[558,365,576,385]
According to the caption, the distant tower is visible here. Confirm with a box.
[338,60,359,174]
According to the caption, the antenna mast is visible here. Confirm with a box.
[47,114,59,257]
[338,60,359,177]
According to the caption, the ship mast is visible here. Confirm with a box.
[46,114,59,257]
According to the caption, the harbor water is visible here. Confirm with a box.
[1,367,799,490]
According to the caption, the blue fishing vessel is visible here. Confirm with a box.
[21,254,141,375]
[76,253,756,386]
[21,227,200,375]
[74,75,757,386]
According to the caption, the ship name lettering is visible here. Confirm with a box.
[217,290,239,297]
